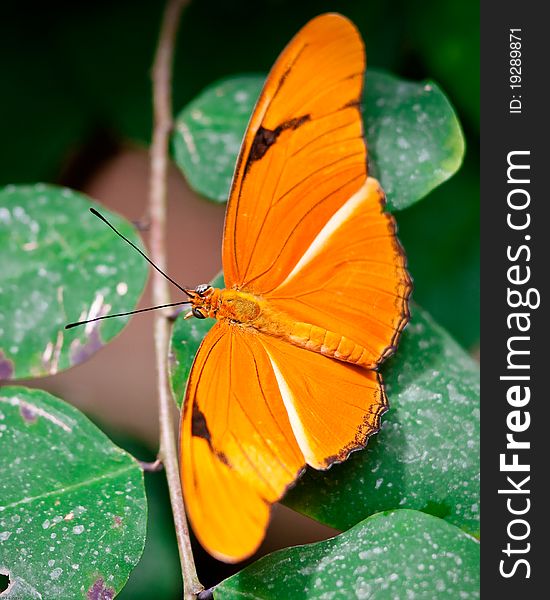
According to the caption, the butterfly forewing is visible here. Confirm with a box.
[180,322,304,562]
[267,177,411,368]
[223,14,367,292]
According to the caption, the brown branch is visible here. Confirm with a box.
[149,0,202,598]
[138,458,164,472]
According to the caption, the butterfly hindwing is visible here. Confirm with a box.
[259,332,388,470]
[266,177,411,368]
[180,322,304,562]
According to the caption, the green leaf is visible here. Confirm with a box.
[172,77,263,204]
[0,184,148,381]
[0,387,146,599]
[171,70,464,210]
[215,509,480,599]
[170,272,224,408]
[285,305,479,536]
[364,70,464,210]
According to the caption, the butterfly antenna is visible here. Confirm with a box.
[65,300,191,330]
[89,207,192,297]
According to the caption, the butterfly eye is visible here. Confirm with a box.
[195,284,211,297]
[192,307,207,319]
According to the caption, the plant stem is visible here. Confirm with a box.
[138,458,164,472]
[149,1,202,598]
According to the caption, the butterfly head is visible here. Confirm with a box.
[183,284,220,320]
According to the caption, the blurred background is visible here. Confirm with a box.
[2,0,479,595]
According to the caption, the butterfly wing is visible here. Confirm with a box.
[222,13,410,366]
[180,322,304,562]
[267,176,411,368]
[180,320,387,561]
[223,13,367,292]
[258,333,387,470]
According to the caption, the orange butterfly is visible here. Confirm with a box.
[179,13,411,562]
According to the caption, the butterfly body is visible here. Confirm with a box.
[188,287,262,322]
[179,13,412,563]
[189,284,377,368]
